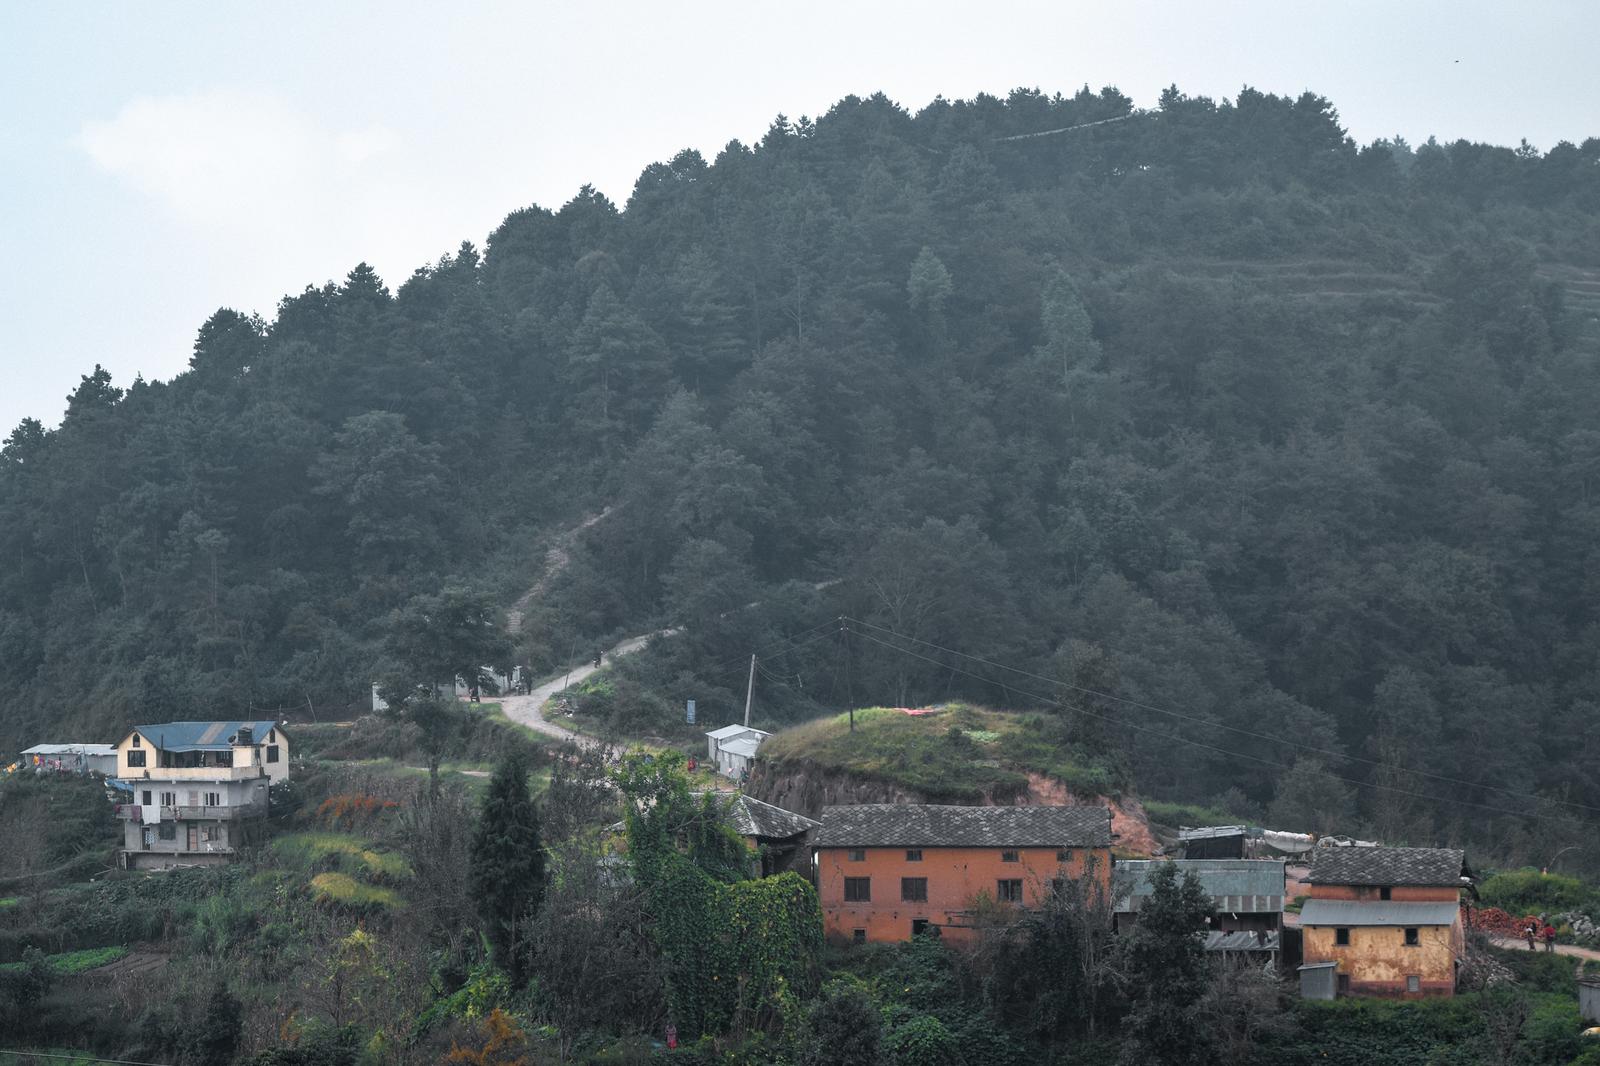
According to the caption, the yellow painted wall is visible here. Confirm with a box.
[1302,921,1457,993]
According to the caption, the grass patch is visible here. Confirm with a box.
[309,872,405,911]
[0,897,16,908]
[1141,799,1242,829]
[1478,868,1597,917]
[272,832,411,880]
[0,945,128,975]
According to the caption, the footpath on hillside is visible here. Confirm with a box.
[497,629,674,748]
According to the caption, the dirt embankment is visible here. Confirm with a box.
[745,760,1160,856]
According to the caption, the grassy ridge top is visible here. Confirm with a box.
[759,703,1123,803]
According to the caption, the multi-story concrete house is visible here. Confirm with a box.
[1298,846,1471,998]
[814,804,1114,944]
[112,720,289,870]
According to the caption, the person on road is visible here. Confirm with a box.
[1543,924,1557,952]
[1525,921,1538,950]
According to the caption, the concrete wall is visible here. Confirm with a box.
[818,844,1111,943]
[1301,920,1459,997]
[1580,980,1600,1025]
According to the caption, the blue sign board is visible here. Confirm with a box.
[686,699,696,725]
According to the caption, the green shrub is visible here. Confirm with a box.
[1478,869,1597,916]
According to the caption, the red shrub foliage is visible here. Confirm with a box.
[317,791,400,827]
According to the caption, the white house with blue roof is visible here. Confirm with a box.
[112,720,289,869]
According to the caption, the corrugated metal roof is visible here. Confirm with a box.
[129,721,279,752]
[22,743,117,756]
[817,804,1113,848]
[719,737,763,758]
[1206,930,1280,952]
[1299,900,1460,926]
[706,725,766,740]
[1306,846,1467,887]
[1115,859,1286,912]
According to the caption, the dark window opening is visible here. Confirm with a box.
[852,929,866,945]
[848,848,865,862]
[266,745,280,763]
[911,918,931,937]
[126,750,146,767]
[997,879,1023,903]
[1336,974,1351,995]
[1404,927,1419,946]
[132,734,140,747]
[157,823,176,841]
[141,790,152,806]
[1335,927,1351,946]
[1056,849,1073,862]
[905,849,922,862]
[1001,850,1019,863]
[1380,886,1392,901]
[844,877,871,902]
[901,877,928,902]
[1050,877,1068,896]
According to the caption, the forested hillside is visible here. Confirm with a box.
[4,86,1600,864]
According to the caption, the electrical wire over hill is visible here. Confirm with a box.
[827,617,1599,827]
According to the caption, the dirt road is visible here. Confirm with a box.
[497,629,676,746]
[1490,936,1600,962]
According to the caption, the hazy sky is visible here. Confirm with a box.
[3,1,1596,434]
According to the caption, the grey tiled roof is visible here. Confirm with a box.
[816,804,1112,848]
[716,794,819,840]
[1306,846,1467,887]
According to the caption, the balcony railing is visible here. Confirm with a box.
[117,765,267,782]
[116,802,267,822]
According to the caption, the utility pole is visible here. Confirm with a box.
[743,654,756,727]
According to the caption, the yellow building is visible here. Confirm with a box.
[1299,846,1469,998]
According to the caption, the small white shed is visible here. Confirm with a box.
[704,725,770,779]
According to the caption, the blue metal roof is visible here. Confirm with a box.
[130,721,279,752]
[1115,859,1287,912]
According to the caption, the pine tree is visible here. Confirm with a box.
[469,752,545,983]
[1119,863,1214,1066]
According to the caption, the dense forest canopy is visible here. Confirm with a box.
[4,84,1600,866]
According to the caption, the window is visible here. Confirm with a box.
[157,823,177,841]
[848,848,866,862]
[141,790,152,806]
[901,878,928,902]
[1380,886,1393,901]
[266,745,280,763]
[1001,850,1019,863]
[126,749,146,767]
[1050,877,1068,897]
[1056,849,1073,863]
[852,929,866,945]
[1405,975,1420,993]
[1404,927,1419,947]
[997,879,1023,903]
[201,825,224,842]
[844,877,871,902]
[1335,928,1351,946]
[911,918,931,937]
[1336,974,1351,995]
[159,791,176,807]
[205,792,221,807]
[132,734,141,747]
[905,849,922,862]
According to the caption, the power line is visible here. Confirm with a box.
[840,615,1600,819]
[840,623,1587,827]
[0,1051,177,1066]
[994,112,1144,143]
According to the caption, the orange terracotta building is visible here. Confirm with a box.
[1299,846,1472,998]
[813,804,1114,944]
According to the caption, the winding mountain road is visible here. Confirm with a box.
[497,628,677,747]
